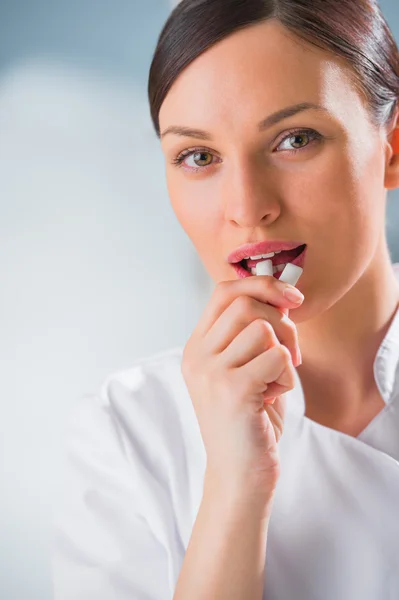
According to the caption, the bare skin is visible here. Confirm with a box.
[159,19,399,436]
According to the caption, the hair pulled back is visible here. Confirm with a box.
[148,0,399,138]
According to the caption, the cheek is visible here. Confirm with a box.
[281,145,383,289]
[311,146,385,277]
[166,175,221,263]
[306,143,383,237]
[336,145,386,250]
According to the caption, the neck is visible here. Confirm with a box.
[296,238,399,429]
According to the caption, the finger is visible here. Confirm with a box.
[263,395,286,425]
[238,345,296,406]
[193,275,304,339]
[220,318,280,368]
[204,296,300,366]
[263,396,286,443]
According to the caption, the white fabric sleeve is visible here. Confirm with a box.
[51,384,178,600]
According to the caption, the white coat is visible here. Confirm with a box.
[52,264,399,600]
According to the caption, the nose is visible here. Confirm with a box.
[222,160,281,227]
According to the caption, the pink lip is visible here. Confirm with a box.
[231,245,307,278]
[227,241,306,264]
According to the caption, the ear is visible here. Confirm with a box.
[383,106,399,191]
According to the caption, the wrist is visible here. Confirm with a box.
[203,470,277,522]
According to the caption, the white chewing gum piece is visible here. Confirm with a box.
[255,259,274,276]
[279,263,303,286]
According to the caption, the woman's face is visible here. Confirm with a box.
[159,19,395,322]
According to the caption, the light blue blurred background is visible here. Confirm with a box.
[1,1,398,598]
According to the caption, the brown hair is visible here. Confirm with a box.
[147,0,399,138]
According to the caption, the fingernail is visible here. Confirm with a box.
[296,346,302,366]
[283,286,304,304]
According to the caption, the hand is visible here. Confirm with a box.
[181,274,304,503]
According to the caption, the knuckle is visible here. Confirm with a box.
[277,361,296,389]
[286,371,296,390]
[214,280,231,300]
[253,318,272,336]
[285,358,296,379]
[279,344,293,364]
[233,295,254,313]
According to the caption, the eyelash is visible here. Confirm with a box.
[171,128,323,172]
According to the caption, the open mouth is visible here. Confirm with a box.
[238,243,307,277]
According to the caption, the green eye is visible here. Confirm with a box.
[276,128,322,153]
[172,147,217,171]
[290,133,310,148]
[191,152,213,167]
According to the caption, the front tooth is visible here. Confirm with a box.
[250,268,257,275]
[249,252,275,259]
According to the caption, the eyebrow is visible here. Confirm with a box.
[160,102,328,141]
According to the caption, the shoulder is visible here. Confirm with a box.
[94,346,198,441]
[66,346,205,501]
[53,347,200,597]
[68,346,187,439]
[97,345,186,418]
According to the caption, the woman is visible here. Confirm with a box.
[52,1,399,599]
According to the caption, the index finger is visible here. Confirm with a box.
[193,275,304,338]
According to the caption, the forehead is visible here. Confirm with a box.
[159,19,368,135]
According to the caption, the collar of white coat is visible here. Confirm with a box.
[291,263,399,416]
